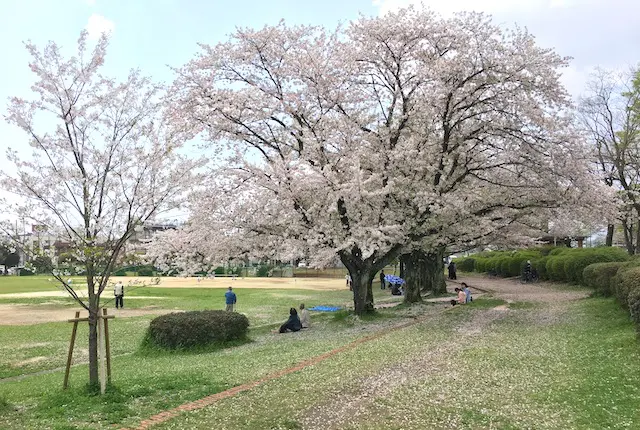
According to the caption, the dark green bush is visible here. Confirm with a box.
[583,262,628,296]
[546,256,567,282]
[456,258,475,272]
[611,266,640,309]
[533,257,549,280]
[256,264,273,277]
[18,268,35,276]
[565,248,629,285]
[144,310,249,349]
[137,267,154,276]
[628,287,640,330]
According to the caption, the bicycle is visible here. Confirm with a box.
[520,270,539,284]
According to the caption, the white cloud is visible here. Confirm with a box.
[85,13,114,40]
[372,0,595,15]
[86,0,96,5]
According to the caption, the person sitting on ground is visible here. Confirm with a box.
[279,307,302,333]
[461,282,472,303]
[391,283,402,296]
[456,287,466,305]
[299,303,310,328]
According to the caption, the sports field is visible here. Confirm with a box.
[0,276,351,325]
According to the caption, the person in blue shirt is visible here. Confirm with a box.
[225,286,237,312]
[461,282,472,303]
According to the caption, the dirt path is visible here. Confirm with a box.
[0,305,178,325]
[455,276,589,303]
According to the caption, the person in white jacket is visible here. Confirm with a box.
[114,282,124,309]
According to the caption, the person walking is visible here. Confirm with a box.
[225,286,237,312]
[379,270,386,290]
[448,261,457,280]
[114,281,124,309]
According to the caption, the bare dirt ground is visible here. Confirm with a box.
[457,275,589,303]
[112,276,347,290]
[0,305,178,326]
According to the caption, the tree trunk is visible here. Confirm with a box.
[400,251,423,303]
[606,224,614,246]
[623,219,635,255]
[339,244,401,315]
[86,270,100,389]
[635,218,640,255]
[423,248,447,295]
[88,307,99,388]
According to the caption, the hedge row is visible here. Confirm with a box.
[584,261,640,332]
[457,247,640,332]
[457,247,630,285]
[144,310,249,349]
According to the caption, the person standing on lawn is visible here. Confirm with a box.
[225,286,237,312]
[114,281,124,309]
[379,270,386,289]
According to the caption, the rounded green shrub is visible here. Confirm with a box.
[583,262,628,296]
[611,266,640,309]
[456,258,475,272]
[533,257,549,280]
[144,310,249,349]
[475,258,487,273]
[628,287,640,330]
[547,256,567,282]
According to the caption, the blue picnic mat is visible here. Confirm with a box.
[309,305,342,312]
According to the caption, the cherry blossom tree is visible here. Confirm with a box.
[167,7,608,313]
[1,31,202,388]
[579,67,639,253]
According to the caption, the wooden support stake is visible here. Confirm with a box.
[63,311,80,390]
[98,316,107,394]
[102,308,112,383]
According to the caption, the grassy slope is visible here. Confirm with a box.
[0,281,638,429]
[149,298,640,430]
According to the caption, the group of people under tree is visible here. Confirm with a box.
[451,283,472,306]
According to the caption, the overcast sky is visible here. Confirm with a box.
[0,0,638,216]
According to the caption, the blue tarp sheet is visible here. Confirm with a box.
[309,306,342,312]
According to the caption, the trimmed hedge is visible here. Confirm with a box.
[456,258,475,272]
[583,261,640,333]
[144,310,249,349]
[583,262,629,296]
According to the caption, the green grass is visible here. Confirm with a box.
[465,297,507,308]
[1,277,639,429]
[0,281,396,378]
[0,275,68,294]
[151,297,639,430]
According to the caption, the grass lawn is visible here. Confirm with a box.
[0,276,639,429]
[0,279,401,378]
[0,275,68,294]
